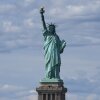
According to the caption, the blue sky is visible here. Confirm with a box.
[0,0,100,100]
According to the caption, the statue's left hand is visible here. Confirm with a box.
[60,40,66,53]
[62,40,66,48]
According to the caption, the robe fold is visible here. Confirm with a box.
[43,29,64,79]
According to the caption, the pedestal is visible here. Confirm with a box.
[36,81,67,100]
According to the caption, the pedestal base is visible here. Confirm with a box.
[36,82,67,100]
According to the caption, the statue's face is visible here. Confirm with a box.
[48,25,55,34]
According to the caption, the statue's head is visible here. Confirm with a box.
[48,23,56,34]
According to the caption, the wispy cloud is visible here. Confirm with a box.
[0,4,16,13]
[22,0,35,6]
[0,84,36,100]
[2,21,21,33]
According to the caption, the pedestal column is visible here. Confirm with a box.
[36,81,67,100]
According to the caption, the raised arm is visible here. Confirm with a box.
[40,7,47,30]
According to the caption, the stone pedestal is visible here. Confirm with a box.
[36,81,67,100]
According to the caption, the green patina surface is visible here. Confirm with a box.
[40,78,63,83]
[40,8,66,82]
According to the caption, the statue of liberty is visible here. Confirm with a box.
[40,8,66,81]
